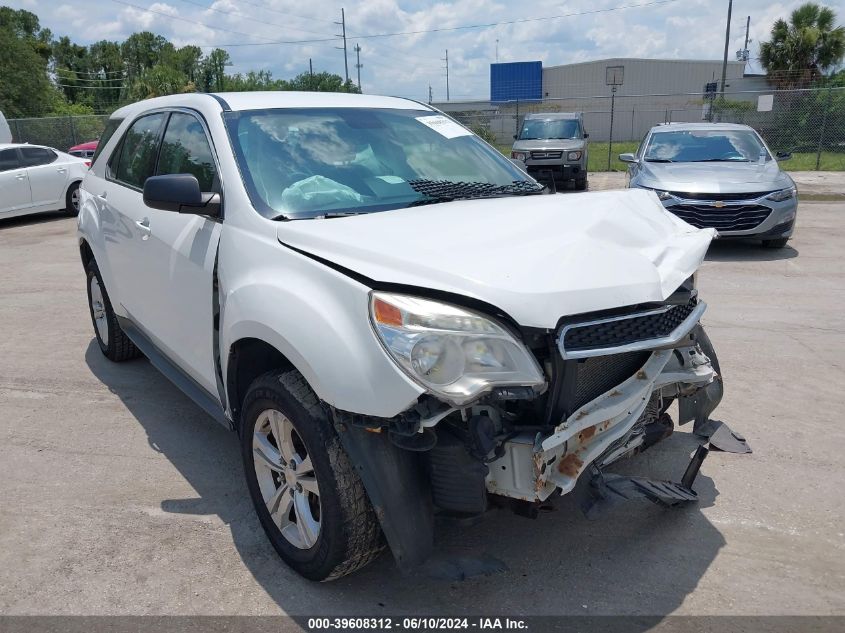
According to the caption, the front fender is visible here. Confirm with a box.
[219,246,424,419]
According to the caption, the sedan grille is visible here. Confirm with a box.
[669,204,771,231]
[561,298,698,355]
[668,191,773,201]
[531,150,563,159]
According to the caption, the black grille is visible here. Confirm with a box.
[531,150,563,159]
[668,191,773,201]
[570,352,650,412]
[562,298,697,354]
[669,204,771,231]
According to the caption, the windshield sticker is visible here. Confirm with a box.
[416,115,472,139]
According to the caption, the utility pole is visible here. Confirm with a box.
[309,58,314,89]
[442,49,450,101]
[496,39,499,63]
[354,44,362,91]
[743,16,750,57]
[720,0,733,97]
[428,85,432,104]
[335,8,349,84]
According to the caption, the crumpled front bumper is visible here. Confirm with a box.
[486,343,720,502]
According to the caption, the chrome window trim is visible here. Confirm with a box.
[557,301,707,360]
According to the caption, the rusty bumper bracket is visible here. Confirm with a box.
[577,445,708,520]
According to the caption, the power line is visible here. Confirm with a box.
[54,83,124,89]
[212,0,686,47]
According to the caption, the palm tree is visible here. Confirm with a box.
[760,2,845,86]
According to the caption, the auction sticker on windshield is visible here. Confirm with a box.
[416,115,472,139]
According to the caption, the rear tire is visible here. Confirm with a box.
[66,182,81,216]
[86,260,141,362]
[241,370,384,581]
[762,237,789,249]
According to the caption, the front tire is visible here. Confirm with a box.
[241,370,384,581]
[86,260,141,362]
[66,182,81,216]
[574,175,588,191]
[762,237,789,249]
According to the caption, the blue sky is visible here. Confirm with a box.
[7,0,819,101]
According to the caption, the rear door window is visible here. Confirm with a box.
[113,113,167,189]
[20,147,58,167]
[0,148,22,172]
[156,112,217,191]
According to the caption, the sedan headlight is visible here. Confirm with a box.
[370,293,546,406]
[511,151,529,161]
[766,187,796,202]
[567,151,582,161]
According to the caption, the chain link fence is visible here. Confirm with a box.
[437,87,845,171]
[6,115,109,153]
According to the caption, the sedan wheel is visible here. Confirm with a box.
[252,408,321,549]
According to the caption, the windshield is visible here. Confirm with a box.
[643,129,770,163]
[519,118,581,140]
[224,107,538,219]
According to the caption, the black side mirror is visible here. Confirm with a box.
[776,151,792,161]
[143,174,221,218]
[583,132,589,138]
[513,134,518,140]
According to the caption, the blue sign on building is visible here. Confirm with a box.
[490,61,543,103]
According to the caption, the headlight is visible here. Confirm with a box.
[370,293,546,406]
[511,151,529,161]
[567,151,582,161]
[766,187,796,202]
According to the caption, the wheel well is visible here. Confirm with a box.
[227,338,294,427]
[79,239,94,270]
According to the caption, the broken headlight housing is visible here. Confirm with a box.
[370,292,546,406]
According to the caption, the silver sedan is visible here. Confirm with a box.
[621,123,797,248]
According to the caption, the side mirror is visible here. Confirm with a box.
[776,151,792,161]
[513,134,518,140]
[143,174,221,218]
[509,158,527,171]
[583,133,590,139]
[618,153,638,163]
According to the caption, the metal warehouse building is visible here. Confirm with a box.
[437,58,771,143]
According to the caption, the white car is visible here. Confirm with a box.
[0,143,89,220]
[78,92,725,581]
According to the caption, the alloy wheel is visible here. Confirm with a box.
[89,275,108,346]
[252,408,321,549]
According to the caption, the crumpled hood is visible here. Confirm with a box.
[276,189,714,328]
[638,160,793,191]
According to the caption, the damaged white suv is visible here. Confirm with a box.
[78,92,724,581]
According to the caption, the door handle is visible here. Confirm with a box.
[57,168,67,173]
[136,217,151,240]
[15,173,26,180]
[97,191,107,199]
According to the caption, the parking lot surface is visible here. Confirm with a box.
[0,201,843,616]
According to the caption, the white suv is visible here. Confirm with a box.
[78,92,724,581]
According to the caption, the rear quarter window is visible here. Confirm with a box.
[91,117,124,167]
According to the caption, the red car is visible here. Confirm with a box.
[68,140,98,159]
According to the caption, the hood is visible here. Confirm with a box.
[276,189,714,329]
[513,139,585,152]
[637,160,792,192]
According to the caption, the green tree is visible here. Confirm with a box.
[0,8,57,117]
[130,64,193,100]
[287,71,361,93]
[760,3,845,86]
[199,48,230,92]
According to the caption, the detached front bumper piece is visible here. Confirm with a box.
[487,343,720,503]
